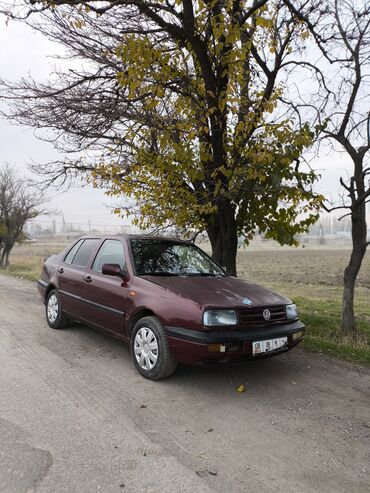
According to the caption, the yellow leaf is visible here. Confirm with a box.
[255,16,273,28]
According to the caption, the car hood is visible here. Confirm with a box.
[144,276,291,308]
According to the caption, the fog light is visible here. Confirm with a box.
[292,330,305,341]
[208,344,226,353]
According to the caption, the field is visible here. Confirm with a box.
[237,248,370,367]
[4,241,370,366]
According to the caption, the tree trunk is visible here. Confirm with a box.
[4,247,10,267]
[0,242,12,268]
[207,199,238,276]
[0,247,7,268]
[341,181,368,336]
[342,246,367,336]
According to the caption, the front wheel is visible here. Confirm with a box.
[46,289,69,329]
[131,316,177,380]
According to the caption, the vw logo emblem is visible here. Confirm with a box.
[242,297,253,306]
[263,309,271,321]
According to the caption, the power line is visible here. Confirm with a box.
[28,218,128,228]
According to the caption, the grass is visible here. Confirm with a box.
[1,255,44,282]
[297,296,370,367]
[2,246,370,367]
[250,281,370,367]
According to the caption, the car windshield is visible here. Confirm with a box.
[130,239,226,277]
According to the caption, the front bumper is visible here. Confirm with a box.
[165,320,305,365]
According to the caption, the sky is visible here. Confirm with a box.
[0,18,127,231]
[0,15,358,230]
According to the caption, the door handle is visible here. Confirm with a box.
[58,268,64,274]
[83,275,92,283]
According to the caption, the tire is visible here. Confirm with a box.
[131,316,177,380]
[46,289,69,329]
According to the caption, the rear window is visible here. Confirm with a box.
[66,239,100,268]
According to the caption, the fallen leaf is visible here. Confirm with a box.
[236,384,246,393]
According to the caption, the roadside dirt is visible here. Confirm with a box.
[0,274,369,492]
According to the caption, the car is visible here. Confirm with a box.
[37,235,305,380]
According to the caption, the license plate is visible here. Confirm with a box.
[252,337,287,355]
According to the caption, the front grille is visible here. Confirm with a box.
[238,306,287,326]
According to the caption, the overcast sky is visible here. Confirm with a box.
[0,16,356,229]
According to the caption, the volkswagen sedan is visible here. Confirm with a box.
[37,235,305,380]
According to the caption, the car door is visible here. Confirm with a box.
[58,238,100,318]
[80,238,129,337]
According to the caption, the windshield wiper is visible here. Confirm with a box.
[180,272,217,277]
[141,271,222,277]
[142,272,180,276]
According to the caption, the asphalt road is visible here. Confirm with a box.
[0,274,369,493]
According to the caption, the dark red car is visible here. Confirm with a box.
[37,235,305,380]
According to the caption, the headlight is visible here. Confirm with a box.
[286,304,298,319]
[203,310,237,326]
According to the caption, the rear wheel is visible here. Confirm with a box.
[131,316,177,380]
[46,289,69,329]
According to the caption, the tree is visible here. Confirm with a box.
[285,0,370,336]
[0,165,45,268]
[1,0,323,275]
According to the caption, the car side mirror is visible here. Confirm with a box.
[102,263,129,281]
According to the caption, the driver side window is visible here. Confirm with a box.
[92,240,126,272]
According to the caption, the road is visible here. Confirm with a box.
[0,274,369,493]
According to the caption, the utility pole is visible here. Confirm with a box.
[318,223,325,245]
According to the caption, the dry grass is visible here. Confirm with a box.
[3,242,68,282]
[236,248,370,288]
[2,255,46,282]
